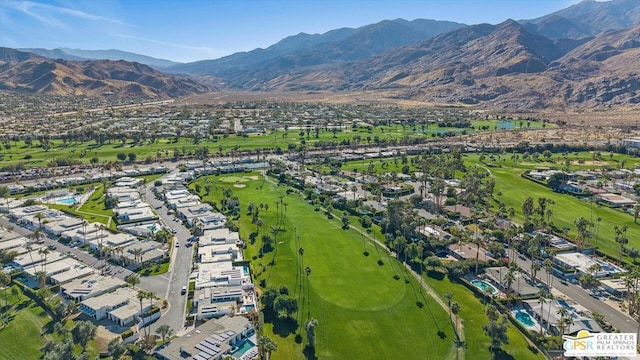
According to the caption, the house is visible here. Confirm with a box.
[88,232,137,252]
[484,267,539,296]
[600,278,628,299]
[60,274,126,301]
[621,138,640,148]
[199,243,239,263]
[115,204,157,224]
[596,193,636,208]
[195,262,249,290]
[553,252,625,279]
[156,316,254,360]
[448,243,496,262]
[80,287,150,323]
[523,299,603,336]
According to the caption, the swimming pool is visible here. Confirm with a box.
[57,197,78,205]
[515,311,534,327]
[243,266,249,276]
[244,304,255,312]
[471,279,497,294]
[231,339,255,358]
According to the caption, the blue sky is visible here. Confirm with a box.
[0,0,583,63]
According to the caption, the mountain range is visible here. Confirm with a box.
[0,48,210,98]
[2,0,640,109]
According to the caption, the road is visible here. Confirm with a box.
[141,179,194,335]
[512,254,639,333]
[0,174,195,334]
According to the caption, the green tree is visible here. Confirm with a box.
[155,324,174,344]
[482,316,509,358]
[258,335,277,360]
[305,318,318,349]
[127,274,140,289]
[116,152,127,162]
[71,320,97,350]
[107,338,127,360]
[273,295,298,319]
[0,272,10,326]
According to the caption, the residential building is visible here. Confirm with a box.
[156,316,254,360]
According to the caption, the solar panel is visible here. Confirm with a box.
[211,334,225,342]
[202,339,219,349]
[198,340,219,353]
[194,344,215,356]
[193,353,208,360]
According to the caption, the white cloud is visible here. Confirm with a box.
[1,0,127,28]
[108,32,229,60]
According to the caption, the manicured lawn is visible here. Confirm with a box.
[192,174,455,360]
[0,119,550,169]
[0,287,52,360]
[137,261,170,276]
[426,274,545,360]
[48,185,115,230]
[463,153,640,264]
[0,285,101,360]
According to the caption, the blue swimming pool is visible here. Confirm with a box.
[471,279,497,294]
[57,197,77,205]
[232,340,255,357]
[515,311,534,327]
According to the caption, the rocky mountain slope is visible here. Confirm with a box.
[0,48,210,98]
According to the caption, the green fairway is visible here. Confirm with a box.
[191,174,455,359]
[0,286,101,360]
[0,289,52,360]
[463,153,639,263]
[219,176,252,183]
[0,118,551,169]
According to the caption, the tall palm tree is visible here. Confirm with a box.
[25,244,35,268]
[451,301,461,340]
[35,270,46,289]
[136,290,148,333]
[557,307,569,336]
[504,268,516,296]
[538,289,547,336]
[38,247,50,274]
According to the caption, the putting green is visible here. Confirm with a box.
[219,176,251,183]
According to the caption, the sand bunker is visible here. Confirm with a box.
[233,184,247,188]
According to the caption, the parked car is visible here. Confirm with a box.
[48,244,57,250]
[181,286,187,295]
[175,241,179,247]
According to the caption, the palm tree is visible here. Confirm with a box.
[137,290,147,334]
[35,270,46,289]
[451,301,461,340]
[34,212,46,230]
[133,248,143,268]
[25,244,35,268]
[38,247,50,274]
[258,335,277,360]
[614,225,629,265]
[538,289,547,336]
[557,307,569,336]
[504,268,516,296]
[155,324,173,344]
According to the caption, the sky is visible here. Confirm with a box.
[0,0,585,63]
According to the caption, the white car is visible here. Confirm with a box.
[175,241,179,247]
